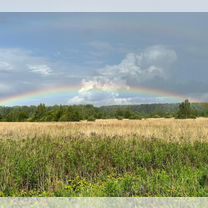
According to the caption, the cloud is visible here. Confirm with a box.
[0,48,69,100]
[84,41,130,67]
[27,64,53,76]
[0,48,51,74]
[68,45,177,105]
[0,83,12,94]
[112,96,176,105]
[0,61,13,72]
[69,78,121,106]
[191,93,208,103]
[99,45,177,83]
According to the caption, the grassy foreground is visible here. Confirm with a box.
[0,119,208,196]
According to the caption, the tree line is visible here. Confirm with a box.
[0,100,207,122]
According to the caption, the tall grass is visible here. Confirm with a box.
[0,118,208,142]
[0,127,208,196]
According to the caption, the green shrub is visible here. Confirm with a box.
[87,116,96,121]
[0,136,208,196]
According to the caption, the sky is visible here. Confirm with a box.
[0,13,207,106]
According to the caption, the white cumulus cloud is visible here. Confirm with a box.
[68,45,177,106]
[28,64,53,76]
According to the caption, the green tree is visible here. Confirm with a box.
[33,104,47,121]
[176,99,196,119]
[124,109,133,119]
[69,110,82,122]
[115,109,124,119]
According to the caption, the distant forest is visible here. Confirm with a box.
[0,100,208,122]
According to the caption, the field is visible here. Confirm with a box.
[0,118,208,196]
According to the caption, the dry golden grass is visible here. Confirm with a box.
[0,118,208,143]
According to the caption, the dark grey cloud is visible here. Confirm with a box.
[0,13,208,105]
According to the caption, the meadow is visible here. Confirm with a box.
[0,118,208,196]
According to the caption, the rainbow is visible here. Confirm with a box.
[0,84,198,106]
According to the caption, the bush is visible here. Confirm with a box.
[0,136,208,196]
[116,116,123,120]
[129,115,142,120]
[87,116,96,122]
